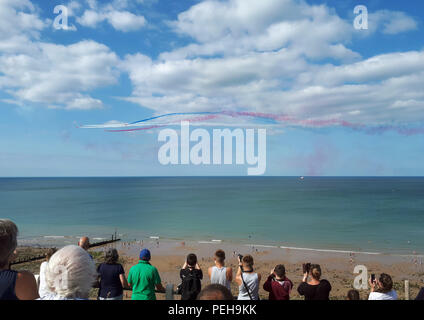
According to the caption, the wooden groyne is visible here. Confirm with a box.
[10,254,48,266]
[89,234,121,249]
[11,234,121,266]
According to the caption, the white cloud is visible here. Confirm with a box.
[164,0,358,61]
[1,0,422,122]
[0,40,119,110]
[0,0,46,37]
[106,10,146,32]
[297,51,424,86]
[86,0,98,10]
[0,0,47,53]
[121,0,424,125]
[0,1,121,110]
[77,9,104,27]
[65,96,104,110]
[76,0,147,32]
[65,1,83,16]
[369,10,418,35]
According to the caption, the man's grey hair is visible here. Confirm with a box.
[0,219,18,267]
[45,245,97,299]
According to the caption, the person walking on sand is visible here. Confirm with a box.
[0,219,39,300]
[208,250,232,291]
[127,249,165,300]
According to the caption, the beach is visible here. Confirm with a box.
[114,239,424,300]
[13,238,423,300]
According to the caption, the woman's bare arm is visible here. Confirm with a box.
[226,267,233,282]
[15,271,39,300]
[235,266,243,286]
[119,273,130,290]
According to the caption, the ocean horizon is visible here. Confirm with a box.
[1,176,423,255]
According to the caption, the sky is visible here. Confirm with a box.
[0,0,423,176]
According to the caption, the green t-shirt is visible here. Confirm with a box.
[128,260,161,300]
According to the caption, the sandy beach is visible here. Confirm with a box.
[95,238,424,300]
[12,238,424,300]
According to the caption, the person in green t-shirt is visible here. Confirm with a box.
[127,249,165,300]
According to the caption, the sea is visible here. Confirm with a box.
[1,177,423,254]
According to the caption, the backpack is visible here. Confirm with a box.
[179,269,202,300]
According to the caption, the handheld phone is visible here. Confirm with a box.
[371,274,375,282]
[302,262,311,274]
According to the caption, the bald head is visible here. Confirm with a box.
[197,284,233,300]
[78,236,90,250]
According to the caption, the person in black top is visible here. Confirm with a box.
[297,264,331,300]
[415,287,424,300]
[97,248,129,300]
[0,219,38,300]
[180,253,203,300]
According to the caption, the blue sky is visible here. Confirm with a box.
[0,0,423,176]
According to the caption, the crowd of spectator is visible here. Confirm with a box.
[1,219,422,301]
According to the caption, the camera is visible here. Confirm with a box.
[302,262,311,274]
[238,254,243,261]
